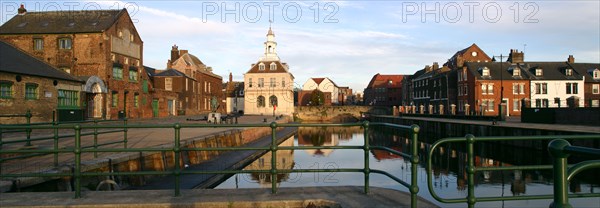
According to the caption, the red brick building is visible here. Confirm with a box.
[0,6,150,119]
[363,74,405,106]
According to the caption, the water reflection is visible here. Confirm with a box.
[297,127,360,156]
[217,126,599,207]
[243,136,295,188]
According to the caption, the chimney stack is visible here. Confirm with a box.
[18,4,26,15]
[229,72,233,82]
[568,55,575,63]
[432,62,439,70]
[508,49,524,63]
[170,44,180,63]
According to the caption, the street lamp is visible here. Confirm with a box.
[491,54,505,121]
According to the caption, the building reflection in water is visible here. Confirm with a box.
[297,126,361,156]
[242,135,295,188]
[368,127,598,195]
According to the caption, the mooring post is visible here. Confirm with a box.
[363,121,370,194]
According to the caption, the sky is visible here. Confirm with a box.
[1,0,599,92]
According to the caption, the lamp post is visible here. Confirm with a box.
[491,54,505,121]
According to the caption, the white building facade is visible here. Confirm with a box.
[302,78,340,104]
[244,27,295,115]
[528,65,585,108]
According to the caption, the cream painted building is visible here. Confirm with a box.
[244,27,295,115]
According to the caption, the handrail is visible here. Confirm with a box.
[427,134,600,208]
[0,121,421,208]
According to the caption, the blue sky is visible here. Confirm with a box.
[2,1,599,92]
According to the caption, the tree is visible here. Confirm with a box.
[310,89,325,106]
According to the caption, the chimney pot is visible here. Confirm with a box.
[18,4,27,15]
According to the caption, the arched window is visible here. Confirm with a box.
[269,95,278,107]
[257,95,265,108]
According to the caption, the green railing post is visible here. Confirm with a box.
[173,123,181,197]
[74,125,81,198]
[0,126,3,150]
[548,139,573,208]
[410,124,420,208]
[270,122,278,194]
[123,118,128,148]
[363,121,370,194]
[25,110,32,146]
[93,120,98,158]
[465,134,476,208]
[53,119,59,166]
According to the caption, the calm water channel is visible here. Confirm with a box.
[215,126,600,208]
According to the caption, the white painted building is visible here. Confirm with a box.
[526,63,585,108]
[302,77,340,104]
[243,27,295,115]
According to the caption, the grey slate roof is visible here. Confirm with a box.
[465,62,532,81]
[144,65,157,77]
[522,62,584,81]
[568,63,600,83]
[0,40,82,82]
[0,9,125,34]
[154,68,195,80]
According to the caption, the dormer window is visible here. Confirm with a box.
[535,68,543,76]
[270,62,277,70]
[592,69,599,80]
[258,63,265,71]
[480,67,490,77]
[388,80,393,85]
[513,68,520,76]
[565,68,573,76]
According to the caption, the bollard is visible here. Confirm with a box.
[53,120,59,166]
[25,110,32,146]
[74,125,82,198]
[466,134,476,208]
[173,123,181,197]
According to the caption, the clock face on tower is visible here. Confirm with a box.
[471,51,478,57]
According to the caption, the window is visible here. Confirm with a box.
[566,68,573,76]
[134,93,139,107]
[129,67,138,82]
[111,91,118,107]
[541,83,547,94]
[257,95,265,107]
[282,78,286,88]
[142,80,148,93]
[487,84,494,94]
[512,84,519,94]
[535,68,543,76]
[270,62,277,70]
[111,54,116,62]
[519,83,525,94]
[481,84,487,95]
[258,63,265,71]
[269,95,278,107]
[33,38,43,50]
[165,78,172,91]
[535,99,541,108]
[124,58,129,65]
[481,67,490,77]
[130,34,134,42]
[513,69,520,76]
[113,66,123,79]
[58,90,78,108]
[542,99,549,107]
[118,30,123,38]
[593,84,599,94]
[488,99,494,111]
[270,78,276,87]
[592,100,600,107]
[58,38,72,49]
[566,83,577,94]
[0,81,13,98]
[258,78,264,87]
[25,83,38,100]
[249,78,253,88]
[594,70,599,79]
[513,99,521,111]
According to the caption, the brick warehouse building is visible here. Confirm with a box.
[0,6,150,120]
[1,40,84,123]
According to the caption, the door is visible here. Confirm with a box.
[167,100,174,116]
[152,99,159,118]
[503,98,509,116]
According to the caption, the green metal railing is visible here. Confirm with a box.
[0,121,422,207]
[1,120,599,208]
[427,134,600,208]
[0,118,128,166]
